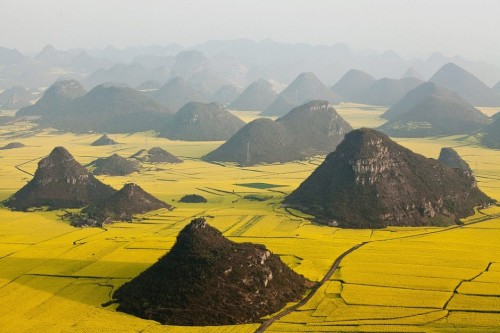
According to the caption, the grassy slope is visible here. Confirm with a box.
[0,106,499,332]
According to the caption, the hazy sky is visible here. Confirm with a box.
[1,0,499,64]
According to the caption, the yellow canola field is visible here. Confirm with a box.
[0,107,499,332]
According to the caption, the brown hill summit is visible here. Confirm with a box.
[3,147,116,210]
[438,148,472,174]
[91,134,118,146]
[83,183,171,223]
[87,154,139,176]
[130,147,182,163]
[285,129,493,228]
[113,217,308,325]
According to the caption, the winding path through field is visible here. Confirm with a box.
[254,206,500,333]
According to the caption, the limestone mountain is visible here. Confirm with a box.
[85,63,169,89]
[130,147,182,163]
[261,72,341,116]
[159,102,245,141]
[204,100,352,165]
[17,79,87,117]
[0,142,25,150]
[3,147,116,211]
[401,67,424,80]
[331,69,376,101]
[493,81,500,93]
[378,84,491,137]
[91,134,118,146]
[87,154,139,176]
[482,117,500,149]
[0,86,33,110]
[259,95,296,118]
[429,63,500,106]
[229,79,277,111]
[285,128,493,228]
[82,183,171,223]
[152,77,207,111]
[438,148,472,174]
[382,82,459,120]
[113,217,308,325]
[211,84,242,105]
[352,77,423,106]
[40,84,172,133]
[136,80,161,91]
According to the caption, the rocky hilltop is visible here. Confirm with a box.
[86,154,139,176]
[285,129,493,228]
[438,148,472,174]
[81,183,171,224]
[91,134,118,146]
[130,147,182,163]
[113,218,308,325]
[160,102,245,141]
[204,100,352,165]
[3,147,116,210]
[17,79,87,116]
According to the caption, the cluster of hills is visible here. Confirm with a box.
[285,128,493,228]
[204,100,352,165]
[2,147,171,226]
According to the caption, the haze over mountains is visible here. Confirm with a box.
[3,40,500,93]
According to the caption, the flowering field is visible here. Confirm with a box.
[0,107,499,332]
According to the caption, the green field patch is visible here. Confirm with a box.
[235,182,286,189]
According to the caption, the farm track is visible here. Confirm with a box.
[255,209,500,332]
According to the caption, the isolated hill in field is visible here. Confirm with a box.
[285,128,492,228]
[136,80,161,91]
[0,142,25,150]
[204,100,352,165]
[331,69,376,101]
[130,147,182,163]
[113,217,308,325]
[353,77,423,106]
[87,154,139,176]
[261,72,341,116]
[152,77,207,111]
[0,86,33,109]
[438,148,472,174]
[17,79,87,116]
[83,183,171,223]
[91,134,118,146]
[229,79,277,111]
[179,194,207,203]
[3,147,116,211]
[211,84,242,105]
[378,84,491,137]
[482,117,500,149]
[42,84,172,133]
[429,63,500,106]
[160,102,245,141]
[401,67,424,80]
